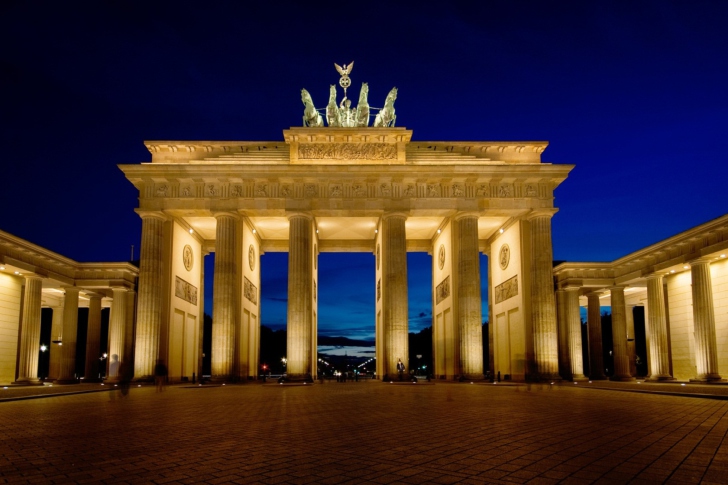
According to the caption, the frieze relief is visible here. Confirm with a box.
[494,275,518,304]
[175,276,197,305]
[244,276,258,304]
[498,184,513,198]
[298,143,397,160]
[436,276,450,304]
[144,179,538,200]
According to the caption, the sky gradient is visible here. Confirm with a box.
[3,2,727,341]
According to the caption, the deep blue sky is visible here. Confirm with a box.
[3,2,727,340]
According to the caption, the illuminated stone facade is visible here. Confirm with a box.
[121,127,572,381]
[0,230,137,385]
[554,215,728,382]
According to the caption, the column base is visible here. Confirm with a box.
[690,376,724,383]
[11,379,44,386]
[53,379,80,385]
[571,375,589,382]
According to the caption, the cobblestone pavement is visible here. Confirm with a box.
[2,381,728,484]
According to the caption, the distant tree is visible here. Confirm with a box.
[408,327,432,375]
[259,326,287,374]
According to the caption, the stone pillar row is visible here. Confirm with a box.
[16,276,43,384]
[568,257,722,383]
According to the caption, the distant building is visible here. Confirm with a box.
[554,214,728,381]
[0,230,137,385]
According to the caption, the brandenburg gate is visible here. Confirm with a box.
[120,66,573,382]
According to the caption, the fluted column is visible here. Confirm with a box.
[382,212,408,378]
[84,294,103,381]
[645,275,672,380]
[626,304,637,377]
[134,212,166,379]
[106,288,128,381]
[212,212,239,380]
[16,276,43,384]
[610,287,634,381]
[690,259,721,381]
[641,298,652,378]
[286,213,313,381]
[587,292,606,379]
[528,211,560,380]
[555,290,571,379]
[56,287,80,383]
[124,290,136,375]
[565,288,585,379]
[454,214,483,379]
[48,302,64,380]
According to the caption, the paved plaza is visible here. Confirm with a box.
[2,381,728,484]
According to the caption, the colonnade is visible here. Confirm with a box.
[555,256,724,382]
[14,277,134,384]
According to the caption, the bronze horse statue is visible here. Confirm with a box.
[301,89,323,127]
[374,87,397,127]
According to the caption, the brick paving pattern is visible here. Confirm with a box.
[2,381,728,484]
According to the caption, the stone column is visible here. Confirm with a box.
[555,290,572,379]
[16,276,43,384]
[610,287,634,381]
[454,214,483,380]
[587,292,606,379]
[286,213,313,381]
[565,288,586,379]
[56,287,80,383]
[84,294,103,381]
[645,274,672,380]
[106,288,128,382]
[626,304,637,377]
[641,298,652,378]
[134,212,166,379]
[690,259,722,381]
[382,212,408,379]
[212,212,239,380]
[528,211,560,380]
[124,290,136,375]
[48,302,64,380]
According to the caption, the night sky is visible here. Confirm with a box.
[3,2,727,341]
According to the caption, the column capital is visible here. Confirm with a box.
[213,211,240,220]
[135,210,168,221]
[525,208,558,221]
[689,257,713,267]
[563,286,581,294]
[285,211,314,222]
[23,274,43,283]
[452,211,480,221]
[645,273,665,282]
[382,211,408,221]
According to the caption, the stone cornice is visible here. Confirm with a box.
[0,229,139,290]
[553,214,728,289]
